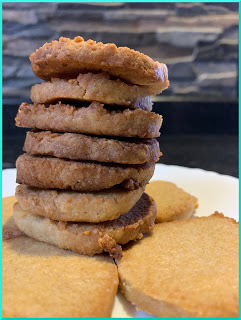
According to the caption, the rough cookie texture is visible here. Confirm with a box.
[15,184,145,222]
[3,197,118,318]
[30,36,169,89]
[16,154,155,191]
[117,213,239,318]
[146,181,198,223]
[16,102,162,138]
[13,193,157,258]
[24,131,160,164]
[31,72,154,110]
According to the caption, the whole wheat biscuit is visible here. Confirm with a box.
[16,102,162,138]
[15,184,144,222]
[117,214,239,318]
[13,193,156,259]
[31,73,154,110]
[24,131,160,164]
[2,196,118,318]
[145,180,198,223]
[16,154,155,191]
[30,36,169,89]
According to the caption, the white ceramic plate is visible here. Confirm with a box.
[2,164,239,318]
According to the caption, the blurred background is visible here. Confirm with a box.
[2,2,238,176]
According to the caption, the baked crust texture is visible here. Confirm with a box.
[23,131,160,164]
[16,154,155,191]
[31,72,155,110]
[146,180,198,223]
[15,184,145,222]
[13,193,157,258]
[16,102,162,138]
[30,36,169,89]
[117,213,239,318]
[3,197,118,318]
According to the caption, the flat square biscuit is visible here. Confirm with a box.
[2,196,118,318]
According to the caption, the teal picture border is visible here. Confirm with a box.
[1,0,240,319]
[0,0,240,3]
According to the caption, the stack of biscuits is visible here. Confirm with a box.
[14,36,169,258]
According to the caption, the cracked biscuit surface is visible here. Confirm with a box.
[24,131,160,164]
[16,154,155,191]
[16,101,162,138]
[30,36,169,90]
[13,193,157,259]
[15,184,145,222]
[31,72,154,110]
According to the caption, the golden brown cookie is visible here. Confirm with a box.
[31,72,154,110]
[24,131,161,164]
[117,213,239,318]
[16,154,155,191]
[30,36,169,89]
[145,181,198,223]
[13,193,156,259]
[15,184,145,222]
[16,102,162,138]
[3,196,118,318]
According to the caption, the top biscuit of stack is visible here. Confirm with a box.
[16,37,169,142]
[29,37,169,112]
[16,36,169,143]
[30,36,169,88]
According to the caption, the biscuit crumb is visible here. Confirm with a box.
[2,227,23,240]
[99,234,123,259]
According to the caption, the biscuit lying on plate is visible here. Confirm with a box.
[31,72,153,111]
[13,193,156,258]
[16,101,162,138]
[146,180,198,223]
[2,196,118,318]
[117,213,239,318]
